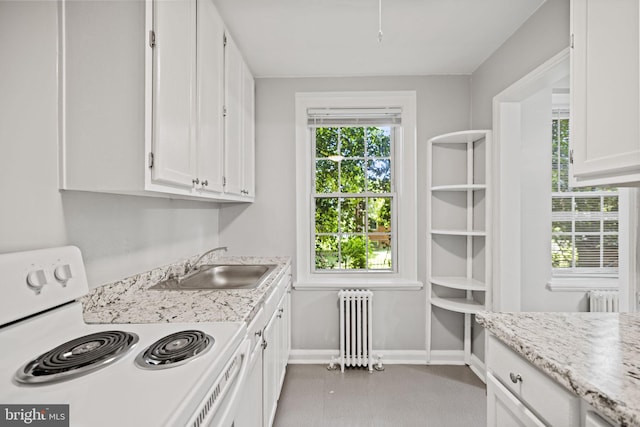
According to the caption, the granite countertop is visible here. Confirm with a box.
[81,255,291,325]
[477,312,640,427]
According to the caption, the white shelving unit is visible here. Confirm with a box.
[426,130,492,366]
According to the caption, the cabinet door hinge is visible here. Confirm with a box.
[149,30,156,48]
[570,34,574,49]
[223,34,227,47]
[148,152,154,169]
[223,176,226,186]
[223,106,227,117]
[569,149,574,164]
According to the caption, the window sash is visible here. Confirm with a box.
[551,191,619,275]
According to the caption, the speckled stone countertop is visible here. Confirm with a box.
[477,312,640,427]
[81,254,291,325]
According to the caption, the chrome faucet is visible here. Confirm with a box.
[184,246,228,275]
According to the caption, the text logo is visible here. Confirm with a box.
[0,405,68,427]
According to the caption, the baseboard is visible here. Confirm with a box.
[428,350,465,365]
[469,353,486,384]
[288,349,428,365]
[288,349,338,364]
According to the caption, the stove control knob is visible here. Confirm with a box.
[26,269,47,294]
[54,264,73,286]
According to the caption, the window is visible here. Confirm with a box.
[551,112,619,277]
[295,92,419,289]
[313,126,394,271]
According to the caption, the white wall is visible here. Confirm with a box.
[220,76,472,353]
[471,0,570,129]
[0,1,221,288]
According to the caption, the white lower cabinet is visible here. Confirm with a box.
[487,373,545,427]
[486,335,581,427]
[263,283,291,427]
[236,267,291,427]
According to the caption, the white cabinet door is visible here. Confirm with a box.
[262,309,278,427]
[151,0,197,188]
[570,0,640,186]
[242,60,256,197]
[487,373,546,427]
[196,0,225,194]
[224,34,255,197]
[224,34,244,196]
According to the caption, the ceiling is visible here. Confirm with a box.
[212,0,546,78]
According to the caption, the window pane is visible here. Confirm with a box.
[575,221,600,233]
[367,159,391,193]
[368,236,392,270]
[315,198,338,233]
[315,160,338,193]
[575,197,600,212]
[340,159,365,193]
[575,235,601,268]
[552,221,572,233]
[603,236,619,268]
[316,128,339,158]
[340,127,365,157]
[551,235,574,268]
[367,127,391,157]
[603,196,619,212]
[368,197,392,233]
[341,235,368,269]
[552,197,572,212]
[315,235,339,270]
[604,220,619,232]
[340,198,366,232]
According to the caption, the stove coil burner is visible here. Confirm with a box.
[15,330,139,384]
[135,330,214,369]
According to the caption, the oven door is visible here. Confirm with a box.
[186,338,252,427]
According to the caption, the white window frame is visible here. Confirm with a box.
[547,114,636,292]
[294,91,420,290]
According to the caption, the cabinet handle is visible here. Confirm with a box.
[192,178,200,185]
[201,180,208,187]
[509,373,523,384]
[255,330,262,338]
[262,340,268,350]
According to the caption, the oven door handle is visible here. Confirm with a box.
[209,338,252,427]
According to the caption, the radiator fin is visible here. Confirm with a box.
[588,290,619,312]
[338,289,373,372]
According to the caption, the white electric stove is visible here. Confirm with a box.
[0,246,248,427]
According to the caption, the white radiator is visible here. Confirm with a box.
[588,290,619,312]
[338,289,373,372]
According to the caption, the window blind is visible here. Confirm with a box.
[307,107,402,127]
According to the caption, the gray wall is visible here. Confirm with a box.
[471,0,570,129]
[220,76,472,352]
[0,1,221,288]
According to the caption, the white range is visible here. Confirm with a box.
[0,246,249,427]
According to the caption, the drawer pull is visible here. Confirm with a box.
[509,372,523,384]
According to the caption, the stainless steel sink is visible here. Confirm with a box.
[149,264,277,291]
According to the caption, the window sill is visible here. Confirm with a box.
[294,279,423,291]
[546,276,619,292]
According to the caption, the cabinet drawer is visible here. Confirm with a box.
[488,335,580,426]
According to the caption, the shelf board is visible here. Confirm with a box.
[431,184,486,192]
[431,296,485,314]
[428,130,490,145]
[431,229,486,237]
[430,276,486,291]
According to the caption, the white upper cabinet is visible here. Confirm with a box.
[196,0,225,194]
[570,0,640,186]
[151,0,197,188]
[60,0,253,202]
[224,34,255,198]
